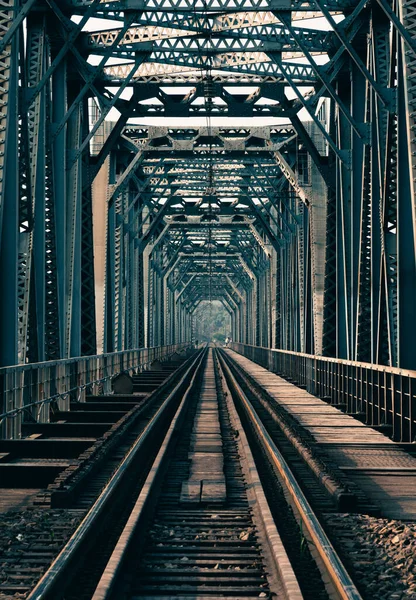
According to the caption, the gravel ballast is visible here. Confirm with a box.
[0,507,85,599]
[324,513,416,600]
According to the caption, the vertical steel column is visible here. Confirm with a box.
[80,97,97,356]
[138,241,145,348]
[43,47,61,361]
[335,70,353,360]
[378,27,398,366]
[19,16,46,363]
[52,60,67,358]
[0,31,19,367]
[104,192,115,352]
[147,257,154,347]
[322,104,338,357]
[350,64,367,361]
[397,36,416,368]
[65,84,83,357]
[33,36,46,361]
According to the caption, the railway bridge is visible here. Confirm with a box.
[1,1,416,599]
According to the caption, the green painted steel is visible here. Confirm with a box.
[0,0,414,376]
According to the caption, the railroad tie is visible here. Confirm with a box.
[180,353,226,503]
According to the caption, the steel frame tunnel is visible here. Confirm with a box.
[0,0,415,372]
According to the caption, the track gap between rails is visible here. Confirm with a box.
[117,347,273,599]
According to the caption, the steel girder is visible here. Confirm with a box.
[122,127,305,350]
[1,0,416,371]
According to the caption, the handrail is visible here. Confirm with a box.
[230,342,416,377]
[229,342,416,443]
[0,343,192,439]
[0,344,190,374]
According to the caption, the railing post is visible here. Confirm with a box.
[3,371,23,439]
[409,376,416,443]
[80,361,87,402]
[38,366,51,423]
[103,355,110,395]
[56,363,70,411]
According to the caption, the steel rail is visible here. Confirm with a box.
[27,346,207,600]
[218,349,363,600]
[214,349,303,600]
[50,347,208,506]
[220,350,357,510]
[92,345,304,600]
[91,344,207,600]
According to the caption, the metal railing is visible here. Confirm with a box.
[0,344,191,439]
[229,342,416,443]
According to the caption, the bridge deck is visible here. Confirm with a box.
[226,350,416,520]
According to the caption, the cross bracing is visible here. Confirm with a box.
[0,0,415,370]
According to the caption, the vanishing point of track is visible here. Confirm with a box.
[22,346,362,600]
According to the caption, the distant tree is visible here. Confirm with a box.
[193,301,230,342]
[214,332,226,343]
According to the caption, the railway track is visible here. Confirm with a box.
[22,346,362,600]
[0,352,195,597]
[0,353,190,511]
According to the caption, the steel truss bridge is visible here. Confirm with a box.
[0,0,416,378]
